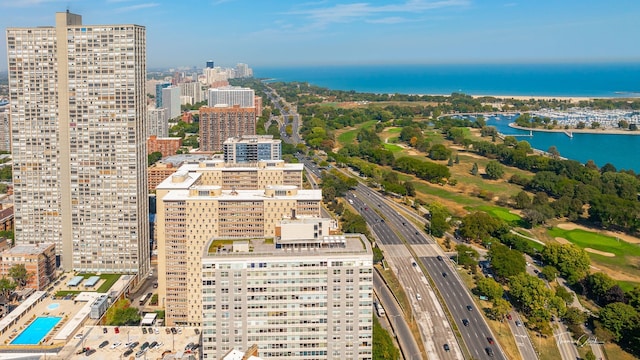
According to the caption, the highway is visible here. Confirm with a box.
[347,184,507,360]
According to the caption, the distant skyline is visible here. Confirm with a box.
[1,0,640,70]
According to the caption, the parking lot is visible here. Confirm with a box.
[64,325,201,360]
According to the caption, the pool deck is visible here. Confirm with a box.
[0,274,103,350]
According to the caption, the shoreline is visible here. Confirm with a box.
[507,123,640,135]
[470,94,605,103]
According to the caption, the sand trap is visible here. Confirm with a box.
[584,248,615,257]
[554,237,570,244]
[557,223,640,244]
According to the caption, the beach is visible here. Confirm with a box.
[471,94,595,103]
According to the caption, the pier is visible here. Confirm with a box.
[564,130,573,138]
[497,130,533,139]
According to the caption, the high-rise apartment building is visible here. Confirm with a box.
[223,135,281,163]
[0,106,10,152]
[155,167,319,326]
[161,86,181,121]
[206,60,214,69]
[6,12,150,275]
[155,82,171,108]
[199,105,256,152]
[179,81,204,105]
[201,226,374,359]
[235,63,253,78]
[147,107,168,137]
[207,86,255,108]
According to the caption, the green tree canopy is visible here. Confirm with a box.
[485,160,505,180]
[489,244,526,280]
[541,243,591,284]
[599,302,639,341]
[476,276,504,301]
[8,264,31,288]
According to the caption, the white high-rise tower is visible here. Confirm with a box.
[6,11,150,276]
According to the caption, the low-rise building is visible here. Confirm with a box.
[0,243,56,290]
[148,135,182,157]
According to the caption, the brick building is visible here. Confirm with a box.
[147,135,182,157]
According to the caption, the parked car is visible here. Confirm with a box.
[123,349,133,357]
[98,340,109,349]
[111,342,122,349]
[85,349,96,356]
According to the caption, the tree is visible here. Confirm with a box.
[508,273,554,319]
[512,191,531,209]
[548,146,560,159]
[111,307,142,326]
[489,298,511,320]
[490,244,526,279]
[599,302,638,341]
[476,276,504,300]
[9,264,31,288]
[427,202,450,237]
[458,211,507,243]
[563,307,587,325]
[584,272,616,305]
[428,143,452,160]
[585,350,596,360]
[455,244,478,269]
[471,162,479,176]
[541,265,559,282]
[372,316,400,360]
[484,160,504,180]
[148,151,163,165]
[0,276,16,298]
[541,243,591,284]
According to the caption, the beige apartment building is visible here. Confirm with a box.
[156,169,321,326]
[6,12,149,275]
[201,224,374,359]
[199,105,256,152]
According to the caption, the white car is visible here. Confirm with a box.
[73,333,83,339]
[416,293,422,301]
[111,342,122,349]
[154,342,164,349]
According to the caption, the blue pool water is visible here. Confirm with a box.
[47,303,60,311]
[11,317,61,345]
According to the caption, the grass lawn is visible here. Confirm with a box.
[547,227,640,282]
[474,205,523,225]
[383,143,404,153]
[387,127,402,134]
[336,120,377,145]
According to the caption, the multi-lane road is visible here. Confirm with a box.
[347,184,506,360]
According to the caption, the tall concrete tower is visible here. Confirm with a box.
[6,12,150,276]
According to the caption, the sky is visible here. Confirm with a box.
[1,0,640,70]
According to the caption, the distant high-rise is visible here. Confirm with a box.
[178,81,204,105]
[206,60,214,69]
[161,86,181,121]
[155,82,171,108]
[6,12,150,275]
[199,105,256,152]
[207,86,255,108]
[223,135,281,163]
[148,108,168,137]
[235,63,253,78]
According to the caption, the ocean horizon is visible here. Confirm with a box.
[255,63,640,99]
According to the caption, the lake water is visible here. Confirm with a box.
[256,63,640,172]
[486,115,640,172]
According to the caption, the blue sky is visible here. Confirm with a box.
[1,0,639,69]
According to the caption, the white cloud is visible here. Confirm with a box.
[114,2,159,13]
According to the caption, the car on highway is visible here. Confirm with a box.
[412,261,417,267]
[462,318,469,326]
[485,347,494,357]
[437,255,443,261]
[442,272,447,277]
[467,305,473,311]
[443,343,450,351]
[506,314,512,320]
[487,337,494,344]
[515,320,522,327]
[416,293,422,301]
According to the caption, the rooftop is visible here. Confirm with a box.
[3,242,54,256]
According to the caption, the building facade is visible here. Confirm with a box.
[207,86,255,108]
[0,243,56,291]
[179,81,204,105]
[0,106,10,152]
[162,86,181,121]
[199,105,256,152]
[223,135,281,163]
[156,170,320,326]
[201,232,373,359]
[148,107,168,137]
[155,82,171,108]
[147,135,182,157]
[6,12,150,274]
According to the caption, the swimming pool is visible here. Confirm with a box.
[11,317,62,345]
[47,303,60,311]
